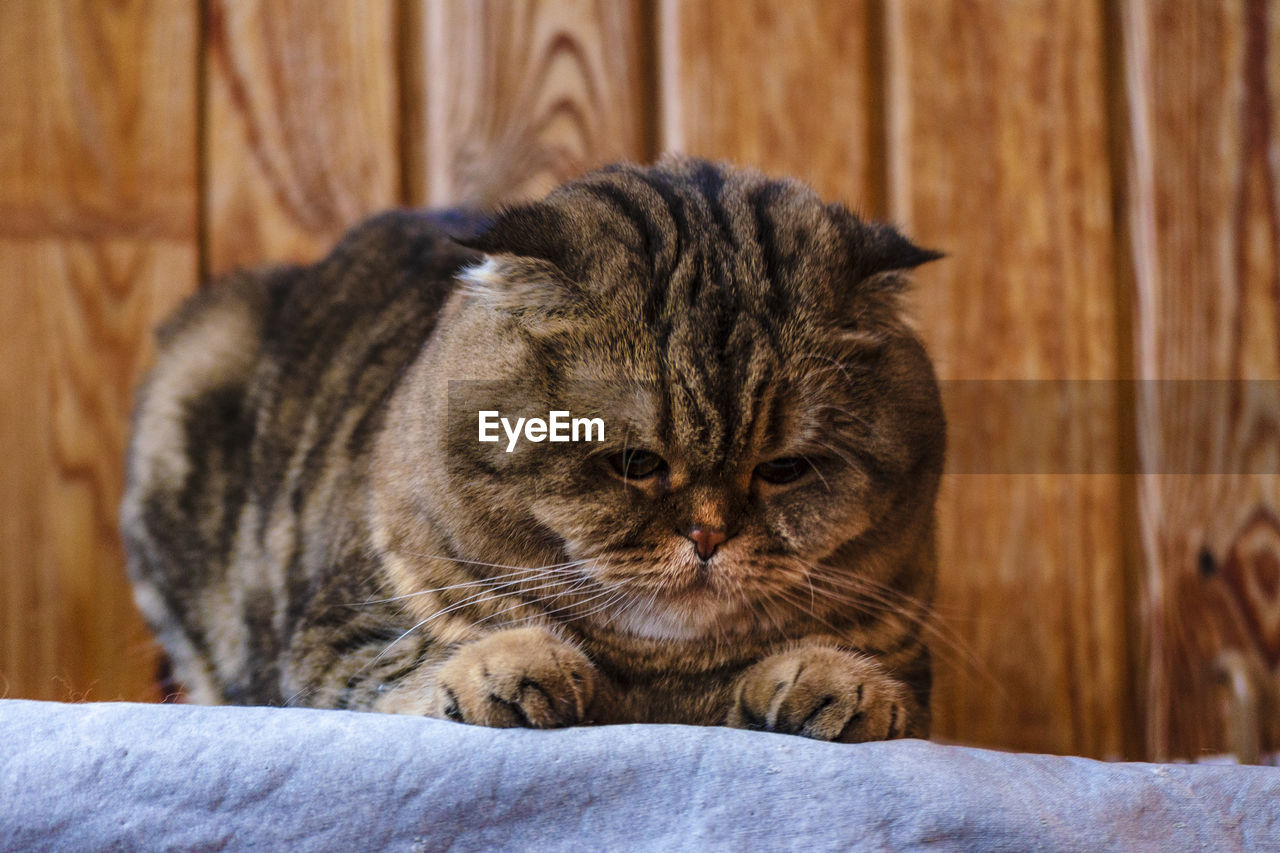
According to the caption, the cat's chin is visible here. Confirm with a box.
[605,589,739,642]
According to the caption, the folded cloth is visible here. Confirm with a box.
[1,699,1276,851]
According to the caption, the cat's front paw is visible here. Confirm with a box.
[727,645,909,743]
[430,626,597,728]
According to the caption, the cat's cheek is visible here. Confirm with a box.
[770,485,875,555]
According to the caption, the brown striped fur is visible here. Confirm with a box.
[122,157,944,742]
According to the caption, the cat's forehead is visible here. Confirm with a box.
[566,314,839,470]
[560,159,843,303]
[558,164,845,360]
[543,161,855,466]
[465,156,937,323]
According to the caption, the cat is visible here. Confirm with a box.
[121,156,945,742]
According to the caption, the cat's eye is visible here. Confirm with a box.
[608,449,668,480]
[753,456,813,485]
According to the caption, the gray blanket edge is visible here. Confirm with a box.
[0,699,1276,851]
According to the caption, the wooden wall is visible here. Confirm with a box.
[1,0,1276,761]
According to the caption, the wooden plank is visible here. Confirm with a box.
[204,0,400,274]
[410,0,653,208]
[1124,0,1280,760]
[659,0,881,213]
[0,2,195,241]
[0,0,198,702]
[886,0,1133,757]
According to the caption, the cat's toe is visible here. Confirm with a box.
[729,645,909,743]
[432,626,597,728]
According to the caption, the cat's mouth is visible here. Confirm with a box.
[571,547,748,640]
[599,575,741,641]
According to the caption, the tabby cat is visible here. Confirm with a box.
[122,156,945,742]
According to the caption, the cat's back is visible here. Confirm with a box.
[121,210,476,703]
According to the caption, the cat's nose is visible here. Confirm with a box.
[685,525,728,561]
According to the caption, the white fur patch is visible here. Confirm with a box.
[610,598,729,642]
[457,257,504,299]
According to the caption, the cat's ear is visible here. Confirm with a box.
[452,203,587,280]
[827,203,943,286]
[452,204,585,324]
[455,254,584,325]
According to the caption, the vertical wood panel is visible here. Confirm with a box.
[1125,0,1280,760]
[886,0,1134,757]
[0,0,198,701]
[659,0,881,213]
[204,0,401,274]
[4,0,1274,760]
[410,0,653,208]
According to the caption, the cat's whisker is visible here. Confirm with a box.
[635,588,664,629]
[608,583,662,634]
[473,578,612,629]
[797,452,832,493]
[456,572,589,612]
[764,583,842,637]
[803,575,963,654]
[504,570,607,623]
[556,559,629,624]
[797,560,999,691]
[814,401,877,432]
[368,620,432,669]
[746,582,794,638]
[800,571,938,633]
[359,570,582,621]
[349,563,587,607]
[366,572,589,667]
[394,552,594,574]
[813,568,985,623]
[809,439,861,472]
[804,563,819,613]
[802,571,927,616]
[797,557,931,609]
[564,588,630,624]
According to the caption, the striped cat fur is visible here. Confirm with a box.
[122,156,945,742]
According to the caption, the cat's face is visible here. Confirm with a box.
[440,157,944,640]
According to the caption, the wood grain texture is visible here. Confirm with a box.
[886,0,1134,757]
[0,1,196,241]
[204,0,401,274]
[1124,0,1280,760]
[4,0,1276,762]
[0,0,198,702]
[410,0,653,208]
[659,0,881,213]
